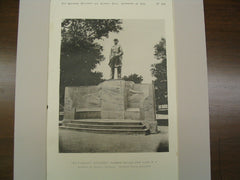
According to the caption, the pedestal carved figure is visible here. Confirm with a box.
[62,80,158,134]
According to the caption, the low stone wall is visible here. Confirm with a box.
[63,80,157,133]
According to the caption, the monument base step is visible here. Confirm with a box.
[66,119,143,125]
[59,126,149,135]
[61,119,150,135]
[64,123,146,130]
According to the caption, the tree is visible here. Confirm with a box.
[151,38,168,109]
[60,19,123,105]
[123,74,143,84]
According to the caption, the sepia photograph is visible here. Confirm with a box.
[58,19,169,153]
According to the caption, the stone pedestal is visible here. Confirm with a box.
[100,80,126,119]
[63,80,157,133]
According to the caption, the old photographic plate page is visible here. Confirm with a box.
[14,0,210,180]
[47,0,178,179]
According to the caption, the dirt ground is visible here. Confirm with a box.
[59,126,168,153]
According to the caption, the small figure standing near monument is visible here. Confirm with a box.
[108,38,123,79]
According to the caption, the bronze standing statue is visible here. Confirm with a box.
[108,38,123,79]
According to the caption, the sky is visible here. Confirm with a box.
[95,19,165,83]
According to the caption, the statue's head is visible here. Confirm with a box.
[114,38,119,45]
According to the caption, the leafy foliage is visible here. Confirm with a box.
[122,74,143,84]
[151,38,168,108]
[153,38,166,61]
[60,19,123,105]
